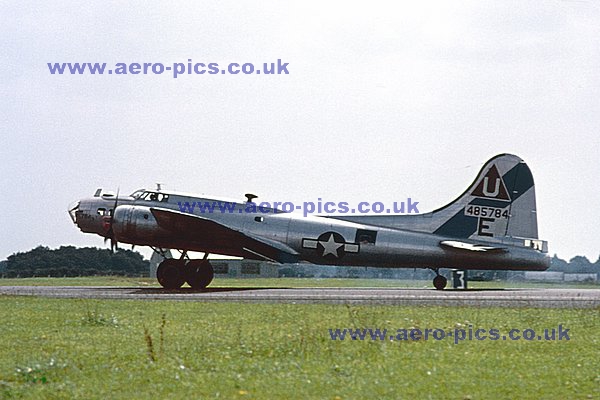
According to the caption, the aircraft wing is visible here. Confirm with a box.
[150,207,299,263]
[440,240,507,253]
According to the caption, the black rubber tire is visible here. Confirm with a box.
[157,259,186,289]
[433,275,447,290]
[184,260,214,290]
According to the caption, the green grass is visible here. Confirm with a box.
[0,276,157,287]
[0,276,598,289]
[0,297,598,399]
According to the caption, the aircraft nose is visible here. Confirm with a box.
[68,200,80,224]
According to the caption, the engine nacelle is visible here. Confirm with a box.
[112,205,169,245]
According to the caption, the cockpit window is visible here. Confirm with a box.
[130,189,145,199]
[140,191,169,202]
[97,208,106,216]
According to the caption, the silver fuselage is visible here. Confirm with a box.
[71,190,549,271]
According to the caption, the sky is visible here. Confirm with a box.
[1,0,599,262]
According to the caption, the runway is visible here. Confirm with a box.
[1,286,599,308]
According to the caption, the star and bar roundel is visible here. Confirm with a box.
[302,231,359,261]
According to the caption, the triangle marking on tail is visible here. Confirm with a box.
[471,165,511,201]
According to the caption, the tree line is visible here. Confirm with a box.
[548,255,600,274]
[0,246,598,279]
[0,246,149,278]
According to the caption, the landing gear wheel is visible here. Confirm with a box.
[433,275,447,290]
[184,260,214,290]
[157,259,186,289]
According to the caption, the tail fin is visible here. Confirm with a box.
[336,154,543,246]
[431,153,539,241]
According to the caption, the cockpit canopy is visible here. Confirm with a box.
[131,189,170,203]
[130,189,145,199]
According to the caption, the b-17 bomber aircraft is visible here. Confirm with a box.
[68,154,549,290]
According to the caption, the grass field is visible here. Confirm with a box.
[0,289,598,399]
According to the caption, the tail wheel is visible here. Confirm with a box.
[184,260,214,290]
[157,259,186,289]
[433,275,447,290]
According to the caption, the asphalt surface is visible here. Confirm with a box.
[1,286,599,308]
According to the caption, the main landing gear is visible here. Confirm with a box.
[156,255,214,290]
[431,268,447,290]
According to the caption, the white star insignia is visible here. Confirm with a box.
[319,233,343,257]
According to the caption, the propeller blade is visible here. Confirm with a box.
[105,187,120,253]
[113,187,120,217]
[111,237,118,252]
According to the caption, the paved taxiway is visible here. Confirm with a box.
[1,286,599,308]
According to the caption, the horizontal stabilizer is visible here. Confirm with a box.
[440,240,507,252]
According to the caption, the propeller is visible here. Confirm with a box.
[103,187,120,252]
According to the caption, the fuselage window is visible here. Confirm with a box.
[355,229,377,245]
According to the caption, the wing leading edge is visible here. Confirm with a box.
[150,207,299,263]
